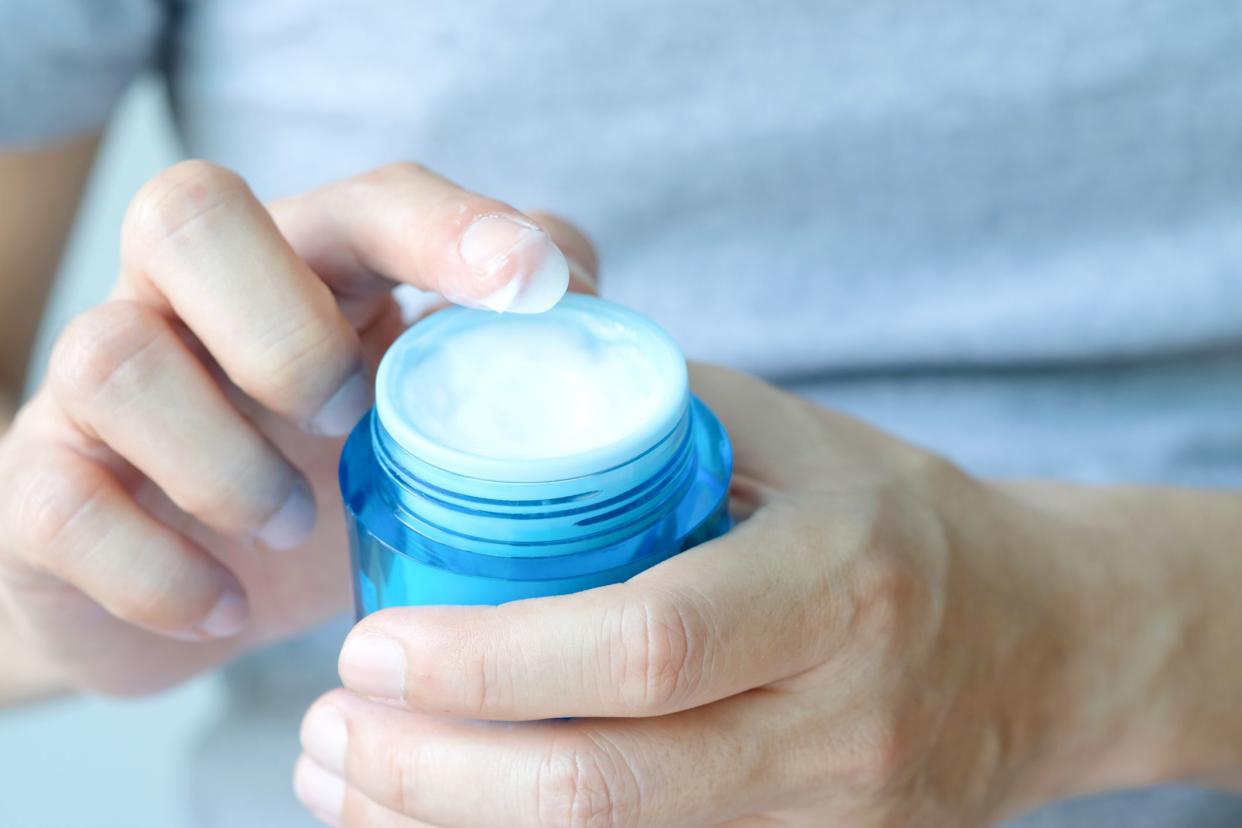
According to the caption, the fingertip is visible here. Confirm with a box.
[500,239,570,313]
[195,586,249,639]
[525,209,599,292]
[254,476,317,550]
[454,214,569,314]
[293,754,345,828]
[338,630,407,703]
[164,583,249,642]
[300,702,348,776]
[306,368,374,437]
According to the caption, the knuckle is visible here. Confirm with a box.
[536,734,640,828]
[462,631,508,718]
[243,312,349,407]
[50,302,165,412]
[369,159,434,184]
[834,712,916,794]
[614,594,708,714]
[375,736,420,817]
[349,160,451,212]
[173,474,249,530]
[6,454,204,635]
[122,160,248,254]
[897,442,968,494]
[11,453,108,561]
[850,556,923,648]
[106,581,183,633]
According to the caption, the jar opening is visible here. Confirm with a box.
[375,295,689,483]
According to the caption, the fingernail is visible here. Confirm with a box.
[195,587,248,639]
[338,633,406,701]
[308,369,373,437]
[301,704,348,775]
[255,478,316,551]
[458,214,569,314]
[294,755,344,827]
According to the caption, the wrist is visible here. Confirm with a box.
[985,481,1242,809]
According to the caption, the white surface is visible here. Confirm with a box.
[2,77,226,828]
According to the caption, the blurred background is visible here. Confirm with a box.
[0,75,224,828]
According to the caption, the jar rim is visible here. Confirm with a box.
[374,294,690,483]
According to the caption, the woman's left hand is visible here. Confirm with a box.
[291,364,1138,827]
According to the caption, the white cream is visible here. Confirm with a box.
[455,214,571,314]
[394,314,668,460]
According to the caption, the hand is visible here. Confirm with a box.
[0,160,597,696]
[294,364,1100,828]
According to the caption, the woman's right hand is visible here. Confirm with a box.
[0,160,593,696]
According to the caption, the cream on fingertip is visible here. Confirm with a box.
[458,214,569,314]
[502,239,570,312]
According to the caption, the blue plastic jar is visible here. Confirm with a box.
[339,295,732,616]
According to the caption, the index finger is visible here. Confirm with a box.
[270,161,570,314]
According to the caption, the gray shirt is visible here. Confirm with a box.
[4,1,1242,826]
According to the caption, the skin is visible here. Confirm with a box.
[1,154,1239,826]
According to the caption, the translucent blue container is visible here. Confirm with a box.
[339,295,732,616]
